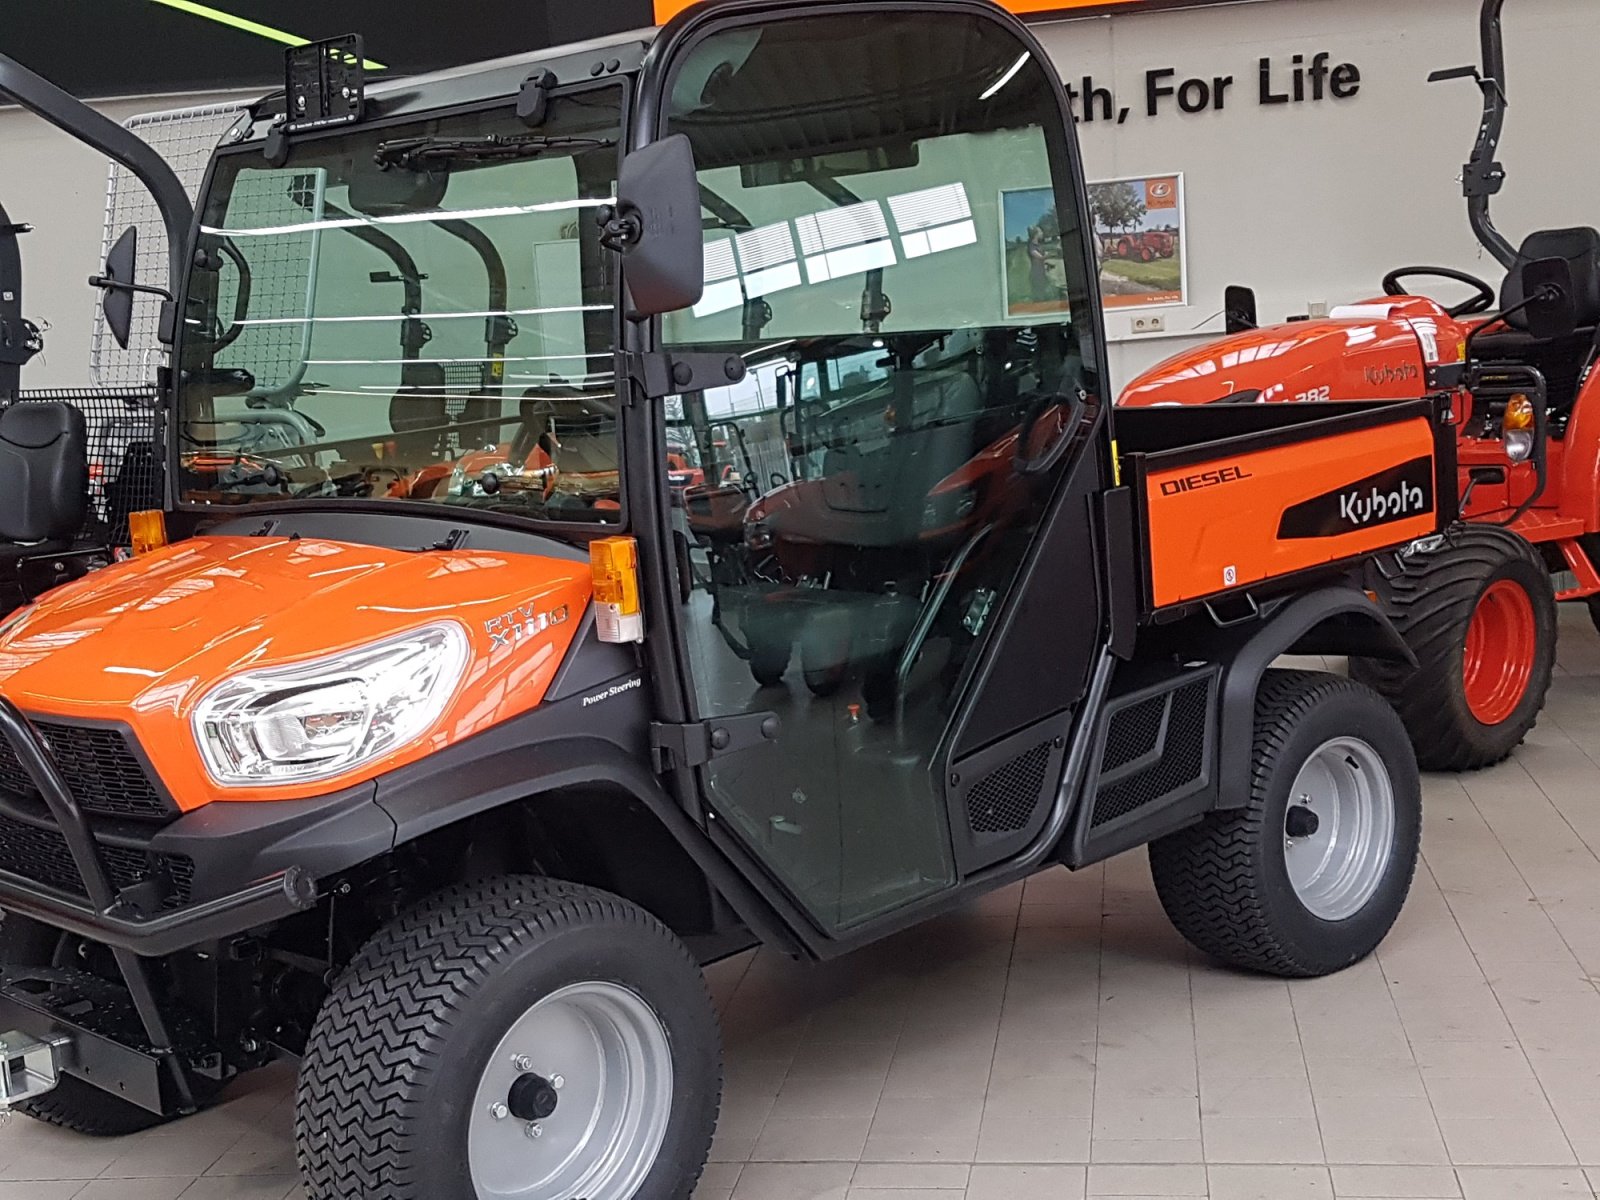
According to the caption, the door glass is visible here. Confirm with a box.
[663,9,1097,930]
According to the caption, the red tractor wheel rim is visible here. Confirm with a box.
[1462,579,1537,726]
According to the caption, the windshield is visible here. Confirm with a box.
[177,87,624,524]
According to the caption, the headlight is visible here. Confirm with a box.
[1504,429,1535,463]
[193,622,469,786]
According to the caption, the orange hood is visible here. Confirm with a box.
[0,536,593,809]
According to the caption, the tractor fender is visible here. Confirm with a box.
[1209,586,1412,808]
[1558,371,1600,531]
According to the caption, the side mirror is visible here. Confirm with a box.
[99,226,138,350]
[1522,257,1579,340]
[1224,284,1258,333]
[606,134,704,320]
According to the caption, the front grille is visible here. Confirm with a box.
[0,720,172,821]
[0,812,193,909]
[966,740,1053,835]
[1092,679,1209,828]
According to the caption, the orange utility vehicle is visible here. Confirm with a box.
[1121,0,1588,772]
[0,4,1452,1197]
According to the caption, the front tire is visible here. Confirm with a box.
[295,877,720,1200]
[1149,670,1421,977]
[1350,526,1555,771]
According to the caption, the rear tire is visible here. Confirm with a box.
[295,876,720,1200]
[1149,670,1420,977]
[1350,526,1555,771]
[0,915,169,1136]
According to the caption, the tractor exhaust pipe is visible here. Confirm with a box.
[0,55,194,300]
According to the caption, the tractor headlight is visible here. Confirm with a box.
[193,622,470,786]
[1502,394,1536,463]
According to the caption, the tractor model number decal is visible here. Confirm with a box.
[1277,456,1434,539]
[485,602,570,649]
[1159,464,1253,495]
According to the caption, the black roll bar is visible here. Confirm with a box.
[1438,0,1517,269]
[0,54,195,299]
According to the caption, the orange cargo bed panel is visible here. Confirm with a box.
[1139,416,1441,609]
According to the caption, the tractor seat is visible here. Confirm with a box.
[0,402,89,551]
[1474,227,1600,421]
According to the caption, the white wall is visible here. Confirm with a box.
[4,0,1596,393]
[1033,0,1600,389]
[0,90,249,389]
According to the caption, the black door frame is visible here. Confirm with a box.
[621,0,1122,959]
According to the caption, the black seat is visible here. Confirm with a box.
[1475,228,1600,422]
[0,402,88,553]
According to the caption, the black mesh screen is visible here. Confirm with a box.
[1092,679,1209,828]
[1100,693,1165,773]
[12,388,163,546]
[0,721,172,821]
[966,740,1053,835]
[0,812,193,908]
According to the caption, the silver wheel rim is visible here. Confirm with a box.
[1283,736,1396,921]
[468,981,673,1200]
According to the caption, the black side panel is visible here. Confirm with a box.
[1112,399,1436,459]
[1098,485,1137,659]
[951,449,1103,758]
[948,710,1070,875]
[1061,662,1219,868]
[546,608,642,702]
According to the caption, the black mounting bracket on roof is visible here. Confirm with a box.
[266,36,366,165]
[518,69,557,127]
[286,36,366,134]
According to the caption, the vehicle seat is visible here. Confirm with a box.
[817,367,983,545]
[1476,228,1600,422]
[387,362,450,462]
[0,402,88,555]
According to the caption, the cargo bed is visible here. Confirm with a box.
[1113,399,1456,615]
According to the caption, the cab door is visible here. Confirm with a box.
[650,2,1110,936]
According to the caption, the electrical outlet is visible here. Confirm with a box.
[1131,314,1165,334]
[1307,299,1329,318]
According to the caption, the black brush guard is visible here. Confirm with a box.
[0,697,318,1115]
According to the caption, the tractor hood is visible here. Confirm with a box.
[0,536,593,809]
[1118,298,1468,408]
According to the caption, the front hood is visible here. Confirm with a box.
[0,536,592,808]
[1118,301,1463,407]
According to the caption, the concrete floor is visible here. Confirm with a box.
[8,605,1600,1199]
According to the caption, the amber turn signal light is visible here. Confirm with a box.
[590,536,644,643]
[128,510,169,556]
[1503,394,1536,432]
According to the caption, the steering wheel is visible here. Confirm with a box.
[1382,266,1496,317]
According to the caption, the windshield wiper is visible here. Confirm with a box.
[374,134,616,170]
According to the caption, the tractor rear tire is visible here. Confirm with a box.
[295,876,720,1200]
[1149,670,1420,977]
[0,915,171,1136]
[1350,526,1554,772]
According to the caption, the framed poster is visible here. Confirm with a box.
[1088,174,1188,309]
[1000,187,1073,319]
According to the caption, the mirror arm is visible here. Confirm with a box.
[1463,283,1564,360]
[596,204,644,253]
[88,274,174,302]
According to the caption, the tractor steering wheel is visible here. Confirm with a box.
[1381,266,1497,317]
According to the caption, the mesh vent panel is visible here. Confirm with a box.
[966,740,1053,835]
[0,813,193,908]
[0,721,171,821]
[1100,693,1165,773]
[1092,680,1209,828]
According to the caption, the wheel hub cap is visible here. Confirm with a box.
[468,981,673,1200]
[1283,736,1396,921]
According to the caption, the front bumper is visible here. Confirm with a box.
[0,697,387,956]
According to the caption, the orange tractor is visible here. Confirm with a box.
[1121,0,1593,772]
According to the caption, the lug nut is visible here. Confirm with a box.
[525,1122,543,1139]
[488,1103,508,1121]
[550,1074,564,1090]
[512,1054,535,1072]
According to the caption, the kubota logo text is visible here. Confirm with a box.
[1338,481,1427,526]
